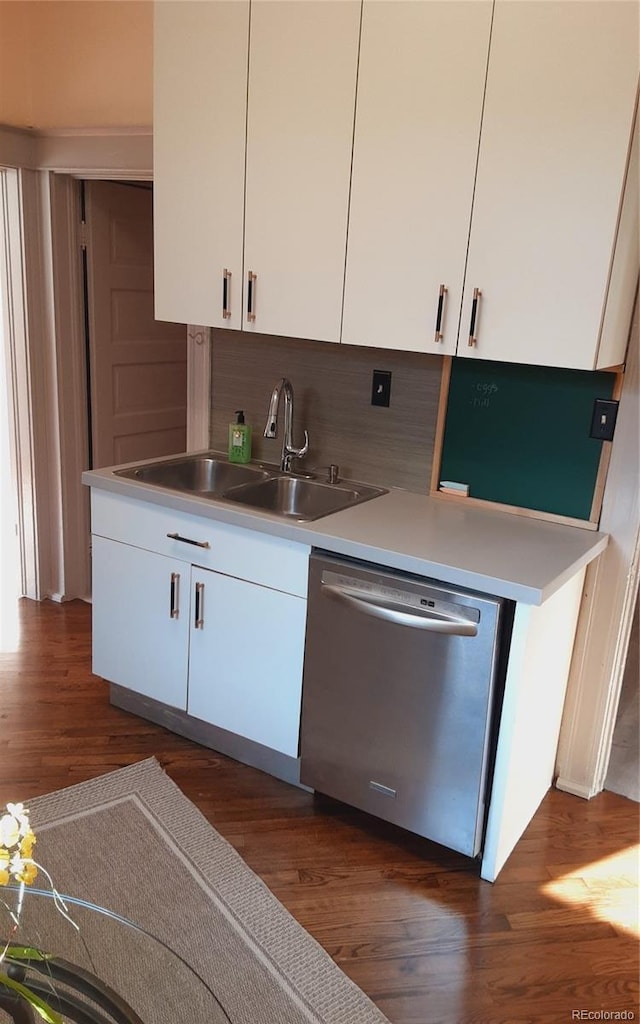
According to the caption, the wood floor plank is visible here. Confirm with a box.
[0,597,638,1024]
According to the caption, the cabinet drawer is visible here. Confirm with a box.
[91,490,310,597]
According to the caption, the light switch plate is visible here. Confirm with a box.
[589,398,619,441]
[371,370,392,407]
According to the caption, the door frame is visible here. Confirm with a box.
[1,157,208,603]
[0,167,53,600]
[51,172,208,600]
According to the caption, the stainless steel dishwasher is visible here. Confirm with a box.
[299,552,509,858]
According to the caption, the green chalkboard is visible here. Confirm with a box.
[439,359,616,521]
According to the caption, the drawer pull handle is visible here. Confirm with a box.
[166,532,210,549]
[222,268,232,319]
[247,271,257,322]
[434,284,447,343]
[169,572,180,619]
[194,581,204,629]
[468,287,482,347]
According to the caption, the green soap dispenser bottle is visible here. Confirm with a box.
[228,410,251,464]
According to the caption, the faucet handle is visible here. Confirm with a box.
[282,429,310,473]
[286,429,309,461]
[297,430,310,460]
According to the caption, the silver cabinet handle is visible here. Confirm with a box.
[322,583,478,636]
[166,532,210,549]
[222,268,232,320]
[169,572,180,619]
[247,271,257,322]
[434,284,448,343]
[194,581,204,629]
[468,287,482,347]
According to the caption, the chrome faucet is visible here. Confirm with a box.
[263,378,309,473]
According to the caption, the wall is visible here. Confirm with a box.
[209,331,443,492]
[0,0,152,129]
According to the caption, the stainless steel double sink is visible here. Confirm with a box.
[114,454,387,523]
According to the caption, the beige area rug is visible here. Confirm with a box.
[16,758,391,1024]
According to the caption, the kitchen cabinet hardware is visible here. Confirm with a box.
[169,572,180,619]
[166,532,210,549]
[468,288,482,347]
[247,271,257,322]
[194,581,205,629]
[222,269,232,319]
[434,284,448,343]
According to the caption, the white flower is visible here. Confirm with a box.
[6,803,31,836]
[0,813,20,849]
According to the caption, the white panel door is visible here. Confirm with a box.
[342,0,492,354]
[460,0,639,369]
[243,1,360,342]
[153,1,249,329]
[188,567,306,757]
[91,536,189,710]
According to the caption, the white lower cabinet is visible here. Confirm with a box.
[188,567,306,757]
[90,493,310,758]
[92,536,190,710]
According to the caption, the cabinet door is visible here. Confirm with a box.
[187,567,306,757]
[460,1,639,369]
[243,1,360,342]
[91,536,189,709]
[153,1,249,329]
[342,0,492,354]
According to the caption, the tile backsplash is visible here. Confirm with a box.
[209,330,443,492]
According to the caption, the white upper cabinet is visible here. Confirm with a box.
[460,0,639,369]
[242,1,360,342]
[153,1,249,329]
[153,1,638,369]
[342,1,493,355]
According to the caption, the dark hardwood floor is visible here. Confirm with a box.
[1,598,638,1024]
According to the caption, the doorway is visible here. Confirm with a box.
[0,169,190,606]
[82,180,187,470]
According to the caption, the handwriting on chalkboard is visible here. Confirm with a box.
[469,381,499,408]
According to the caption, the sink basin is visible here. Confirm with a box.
[114,456,270,495]
[114,453,387,521]
[223,475,387,522]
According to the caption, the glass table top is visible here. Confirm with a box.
[1,886,232,1024]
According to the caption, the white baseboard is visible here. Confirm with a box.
[555,777,595,800]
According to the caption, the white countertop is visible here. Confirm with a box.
[83,457,608,606]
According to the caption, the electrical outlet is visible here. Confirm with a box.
[589,398,619,441]
[371,370,392,407]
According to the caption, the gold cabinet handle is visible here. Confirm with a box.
[194,581,204,630]
[169,572,180,619]
[468,287,482,347]
[222,268,232,320]
[166,532,210,549]
[434,284,448,343]
[247,271,257,322]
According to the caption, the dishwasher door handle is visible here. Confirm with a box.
[321,584,478,636]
